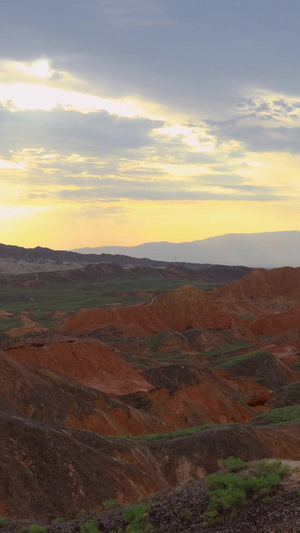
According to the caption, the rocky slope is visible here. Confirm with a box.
[0,265,300,526]
[0,414,300,521]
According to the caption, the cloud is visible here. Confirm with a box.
[0,108,163,158]
[206,90,300,154]
[57,184,286,202]
[97,0,174,28]
[237,94,300,124]
[0,101,289,208]
[210,120,300,154]
[1,0,300,120]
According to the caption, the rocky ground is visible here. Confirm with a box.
[0,258,88,275]
[1,461,300,532]
[0,262,300,529]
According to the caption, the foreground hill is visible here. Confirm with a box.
[74,231,300,267]
[0,411,299,521]
[1,265,300,526]
[38,460,300,533]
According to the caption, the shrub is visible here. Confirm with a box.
[80,520,100,533]
[0,518,7,527]
[251,404,300,426]
[102,499,119,510]
[16,528,30,533]
[51,518,65,525]
[202,458,290,525]
[28,525,47,533]
[220,456,248,472]
[123,503,155,533]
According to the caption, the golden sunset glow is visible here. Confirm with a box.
[0,0,299,251]
[0,81,146,116]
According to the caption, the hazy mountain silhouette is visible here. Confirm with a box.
[74,231,300,268]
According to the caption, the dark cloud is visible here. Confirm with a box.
[1,0,300,216]
[210,119,300,153]
[0,108,163,158]
[1,1,300,117]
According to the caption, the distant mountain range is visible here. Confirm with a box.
[0,242,207,269]
[73,231,300,268]
[0,242,251,285]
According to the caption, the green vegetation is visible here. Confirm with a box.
[201,338,251,367]
[79,504,154,533]
[129,349,186,369]
[0,518,7,527]
[80,520,99,533]
[0,316,22,333]
[102,500,119,510]
[17,526,48,533]
[148,331,170,353]
[27,525,47,533]
[220,456,248,472]
[110,424,216,441]
[272,382,300,407]
[121,503,155,533]
[251,404,300,426]
[202,459,291,525]
[131,331,252,369]
[51,518,65,525]
[215,349,268,371]
[0,277,222,331]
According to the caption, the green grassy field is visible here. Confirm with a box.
[0,277,223,331]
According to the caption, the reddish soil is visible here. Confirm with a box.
[6,339,152,394]
[217,266,300,305]
[0,415,300,522]
[60,268,300,345]
[248,306,300,336]
[1,265,300,525]
[60,285,243,335]
[5,315,48,338]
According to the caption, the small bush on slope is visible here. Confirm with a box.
[202,459,291,525]
[220,456,248,472]
[28,526,47,533]
[80,520,100,533]
[80,503,155,533]
[121,503,155,533]
[251,404,300,426]
[102,499,119,510]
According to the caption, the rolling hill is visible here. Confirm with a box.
[74,231,300,268]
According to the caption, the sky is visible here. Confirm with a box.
[1,0,300,249]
